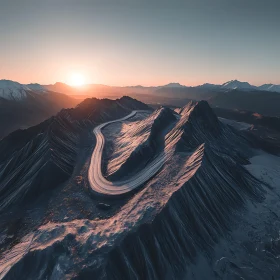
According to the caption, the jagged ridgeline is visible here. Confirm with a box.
[0,97,150,213]
[0,99,268,280]
[107,107,177,180]
[102,101,265,279]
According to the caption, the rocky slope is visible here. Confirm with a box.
[0,99,279,279]
[0,96,149,212]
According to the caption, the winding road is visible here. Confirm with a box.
[88,110,166,195]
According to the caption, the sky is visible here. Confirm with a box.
[0,0,279,86]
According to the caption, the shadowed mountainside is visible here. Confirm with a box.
[0,99,279,280]
[0,90,79,139]
[0,96,150,213]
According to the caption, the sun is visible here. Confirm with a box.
[70,73,85,87]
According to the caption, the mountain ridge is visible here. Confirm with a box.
[7,79,278,93]
[0,98,274,279]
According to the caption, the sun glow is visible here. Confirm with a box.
[69,73,86,87]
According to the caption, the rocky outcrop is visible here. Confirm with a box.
[103,144,264,279]
[0,96,150,213]
[108,107,176,179]
[0,113,79,212]
[0,99,272,280]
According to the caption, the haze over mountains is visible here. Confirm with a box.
[199,80,277,91]
[0,80,79,138]
[2,79,280,100]
[1,78,280,140]
[34,79,280,93]
[2,79,280,102]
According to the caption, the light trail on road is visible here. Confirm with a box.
[88,110,166,195]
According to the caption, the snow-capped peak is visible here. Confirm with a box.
[0,80,33,101]
[221,80,256,90]
[0,80,48,101]
[258,83,280,93]
[0,80,30,90]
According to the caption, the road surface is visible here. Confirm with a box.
[88,110,166,195]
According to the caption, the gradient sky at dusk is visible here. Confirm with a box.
[0,0,279,86]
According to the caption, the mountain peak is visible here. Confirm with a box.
[0,79,27,88]
[177,100,220,134]
[26,83,46,92]
[161,82,186,88]
[258,83,280,92]
[197,83,221,89]
[221,80,255,90]
[0,80,31,101]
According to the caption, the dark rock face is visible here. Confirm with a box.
[103,144,264,280]
[148,107,177,149]
[0,113,79,212]
[167,102,253,169]
[0,96,150,213]
[0,99,277,280]
[173,100,223,150]
[108,107,176,180]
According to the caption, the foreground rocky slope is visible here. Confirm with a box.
[0,96,149,213]
[0,99,279,279]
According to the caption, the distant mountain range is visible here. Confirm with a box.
[160,82,187,88]
[1,78,280,139]
[221,80,256,90]
[199,80,280,92]
[0,80,46,101]
[41,79,280,94]
[162,80,280,92]
[0,80,79,138]
[0,80,276,99]
[258,83,280,92]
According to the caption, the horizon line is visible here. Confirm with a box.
[1,78,280,88]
